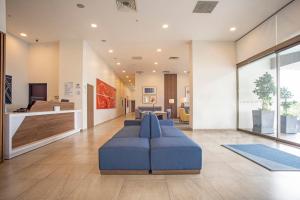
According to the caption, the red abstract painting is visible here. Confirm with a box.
[96,79,116,109]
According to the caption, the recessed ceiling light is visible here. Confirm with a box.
[20,33,27,37]
[91,23,98,28]
[122,70,126,73]
[154,62,158,65]
[230,27,236,32]
[129,80,131,82]
[184,70,188,74]
[157,48,162,52]
[162,24,169,29]
[126,75,129,78]
[152,70,156,73]
[108,49,114,53]
[116,62,121,65]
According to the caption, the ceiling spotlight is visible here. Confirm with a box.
[122,70,126,73]
[20,33,27,37]
[116,62,121,65]
[230,27,236,32]
[126,75,129,78]
[157,48,162,52]
[152,70,156,73]
[154,62,158,65]
[129,80,131,82]
[91,23,98,28]
[108,49,114,53]
[184,70,188,74]
[162,24,169,29]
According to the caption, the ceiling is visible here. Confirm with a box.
[6,0,291,87]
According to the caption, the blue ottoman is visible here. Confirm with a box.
[150,137,202,174]
[99,137,150,174]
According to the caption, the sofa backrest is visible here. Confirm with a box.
[139,114,151,138]
[138,106,162,112]
[150,113,162,138]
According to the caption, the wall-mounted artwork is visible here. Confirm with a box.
[142,86,157,104]
[96,79,116,109]
[5,75,12,104]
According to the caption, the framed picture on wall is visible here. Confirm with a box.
[143,87,156,95]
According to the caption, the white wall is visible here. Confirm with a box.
[135,73,165,110]
[82,41,130,129]
[192,41,236,129]
[58,39,83,110]
[28,42,59,101]
[236,0,300,63]
[6,34,29,111]
[0,0,5,33]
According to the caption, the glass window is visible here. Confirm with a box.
[278,44,300,144]
[238,54,277,137]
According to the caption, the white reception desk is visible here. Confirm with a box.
[4,110,81,159]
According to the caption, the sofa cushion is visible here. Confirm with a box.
[159,120,174,126]
[139,114,151,138]
[114,126,140,138]
[99,138,150,170]
[161,126,186,137]
[150,137,202,170]
[150,113,162,138]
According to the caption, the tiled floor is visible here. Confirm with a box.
[1,114,300,200]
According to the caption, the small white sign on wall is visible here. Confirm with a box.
[64,82,73,96]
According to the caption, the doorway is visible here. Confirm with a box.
[87,84,94,129]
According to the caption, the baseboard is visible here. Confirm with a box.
[100,170,149,175]
[152,170,201,175]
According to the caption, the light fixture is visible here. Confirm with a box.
[157,48,162,52]
[154,62,158,65]
[230,27,236,32]
[116,62,121,65]
[122,70,126,73]
[126,75,129,78]
[108,49,114,53]
[20,33,27,37]
[184,70,188,74]
[91,23,98,28]
[152,70,156,73]
[162,24,169,29]
[129,80,131,82]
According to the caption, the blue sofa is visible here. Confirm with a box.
[98,113,202,174]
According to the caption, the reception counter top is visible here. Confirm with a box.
[4,110,82,159]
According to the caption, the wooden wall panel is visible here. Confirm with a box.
[12,113,74,148]
[87,84,94,128]
[0,32,5,162]
[164,74,177,118]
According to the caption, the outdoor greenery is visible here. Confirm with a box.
[280,87,297,116]
[253,72,276,110]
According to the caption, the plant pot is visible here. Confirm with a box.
[281,115,297,134]
[252,110,274,134]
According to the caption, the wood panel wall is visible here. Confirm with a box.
[12,113,74,148]
[0,32,5,163]
[164,74,177,118]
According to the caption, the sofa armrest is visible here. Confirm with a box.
[159,120,174,126]
[124,120,141,126]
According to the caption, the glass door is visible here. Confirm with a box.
[238,54,278,138]
[278,44,300,144]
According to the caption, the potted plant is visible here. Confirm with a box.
[252,72,276,134]
[280,87,297,134]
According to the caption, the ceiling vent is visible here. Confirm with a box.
[193,1,218,13]
[116,0,137,12]
[132,56,143,60]
[169,56,180,60]
[136,71,144,74]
